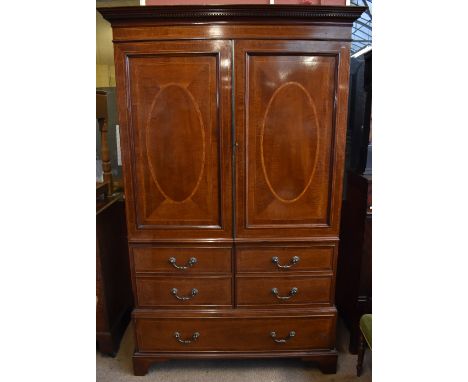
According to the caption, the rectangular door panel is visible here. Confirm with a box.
[235,40,350,239]
[114,41,232,241]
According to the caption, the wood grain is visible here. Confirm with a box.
[113,40,233,241]
[99,4,363,376]
[135,275,233,308]
[133,247,232,274]
[236,245,335,273]
[135,314,335,352]
[236,275,333,307]
[234,40,350,238]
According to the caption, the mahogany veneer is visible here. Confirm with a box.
[135,275,233,308]
[236,245,335,273]
[133,247,232,274]
[134,312,336,353]
[99,4,364,376]
[236,275,333,307]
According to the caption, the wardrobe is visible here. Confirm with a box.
[99,4,364,376]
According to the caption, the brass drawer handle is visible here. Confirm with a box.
[271,255,300,269]
[171,287,198,301]
[168,256,197,270]
[174,331,200,344]
[270,331,296,343]
[271,287,298,300]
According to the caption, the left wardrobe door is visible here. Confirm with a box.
[114,41,233,241]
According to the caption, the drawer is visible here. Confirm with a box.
[236,275,332,307]
[135,313,336,352]
[132,247,232,274]
[135,276,232,308]
[236,246,335,273]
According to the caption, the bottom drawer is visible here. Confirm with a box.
[134,311,336,352]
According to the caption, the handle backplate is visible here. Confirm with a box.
[168,256,197,270]
[271,255,300,269]
[171,287,198,301]
[270,330,296,343]
[271,287,298,300]
[174,331,200,344]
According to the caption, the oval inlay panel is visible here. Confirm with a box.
[261,82,319,203]
[146,84,205,203]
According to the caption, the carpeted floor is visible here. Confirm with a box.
[97,318,371,381]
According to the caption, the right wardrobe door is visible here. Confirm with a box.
[234,40,351,239]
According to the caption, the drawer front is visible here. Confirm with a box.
[135,276,232,307]
[135,315,335,352]
[133,247,232,274]
[236,275,332,307]
[236,246,334,273]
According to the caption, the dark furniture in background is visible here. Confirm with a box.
[344,51,372,177]
[96,195,133,356]
[99,4,365,375]
[362,51,372,175]
[336,172,372,353]
[336,50,372,354]
[96,91,133,356]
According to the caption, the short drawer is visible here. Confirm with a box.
[132,247,232,274]
[236,275,332,307]
[135,313,335,352]
[135,276,232,308]
[236,246,335,273]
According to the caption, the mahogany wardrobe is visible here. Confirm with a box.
[99,4,364,376]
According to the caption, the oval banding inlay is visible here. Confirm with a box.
[260,82,320,203]
[146,84,205,203]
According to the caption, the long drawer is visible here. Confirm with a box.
[134,312,336,352]
[135,275,232,308]
[132,247,232,274]
[236,246,335,273]
[236,275,333,307]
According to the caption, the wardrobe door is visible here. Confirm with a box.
[235,40,350,239]
[114,41,232,241]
